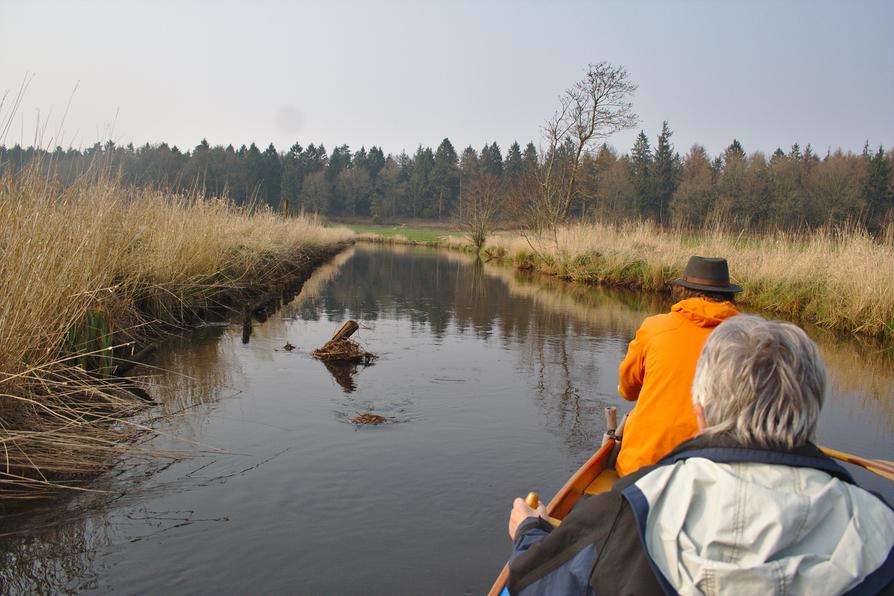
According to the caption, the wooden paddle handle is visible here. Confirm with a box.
[820,446,894,481]
[525,492,540,508]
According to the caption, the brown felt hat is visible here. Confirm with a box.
[673,256,743,294]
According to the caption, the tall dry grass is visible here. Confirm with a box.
[0,164,351,497]
[480,221,894,341]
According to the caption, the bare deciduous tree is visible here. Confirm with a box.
[528,62,638,233]
[457,170,503,252]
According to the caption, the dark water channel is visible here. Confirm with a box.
[2,245,893,595]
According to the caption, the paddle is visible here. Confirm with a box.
[819,446,894,481]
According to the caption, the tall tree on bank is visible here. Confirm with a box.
[457,147,503,251]
[504,142,523,180]
[431,138,459,220]
[480,142,504,178]
[529,62,638,233]
[652,121,680,224]
[327,145,352,214]
[410,146,435,218]
[261,143,282,210]
[281,142,304,214]
[864,146,893,232]
[629,131,653,217]
[671,144,715,226]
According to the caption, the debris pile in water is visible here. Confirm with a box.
[350,412,391,425]
[312,320,375,364]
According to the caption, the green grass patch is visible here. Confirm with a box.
[346,224,461,243]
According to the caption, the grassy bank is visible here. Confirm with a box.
[0,166,352,498]
[359,222,894,342]
[347,223,462,244]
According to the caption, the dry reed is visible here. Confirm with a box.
[357,221,894,340]
[483,222,894,341]
[0,164,352,498]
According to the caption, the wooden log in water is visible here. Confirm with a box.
[328,320,359,343]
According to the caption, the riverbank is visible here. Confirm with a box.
[356,222,894,342]
[347,222,465,245]
[0,166,352,498]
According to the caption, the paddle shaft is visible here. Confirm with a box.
[820,446,894,481]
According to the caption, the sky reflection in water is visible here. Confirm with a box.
[1,245,891,595]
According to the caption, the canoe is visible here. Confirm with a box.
[487,435,619,596]
[486,409,894,596]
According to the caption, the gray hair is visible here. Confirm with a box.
[692,315,826,449]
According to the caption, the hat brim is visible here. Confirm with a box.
[672,278,743,294]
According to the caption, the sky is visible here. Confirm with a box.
[1,0,892,158]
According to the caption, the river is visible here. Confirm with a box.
[1,244,892,594]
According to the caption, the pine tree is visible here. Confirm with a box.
[629,131,654,218]
[261,143,282,209]
[431,138,459,220]
[244,143,264,204]
[366,146,386,179]
[479,142,504,178]
[522,142,538,172]
[504,142,523,178]
[864,146,892,232]
[326,145,352,214]
[726,139,746,161]
[652,121,681,224]
[281,142,304,214]
[410,146,435,218]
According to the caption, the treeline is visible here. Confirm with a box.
[2,123,892,231]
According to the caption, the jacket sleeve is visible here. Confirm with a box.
[510,517,553,560]
[618,322,648,401]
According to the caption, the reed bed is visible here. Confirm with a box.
[0,165,351,498]
[481,222,894,341]
[357,222,894,340]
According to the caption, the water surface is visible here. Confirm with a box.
[2,245,892,595]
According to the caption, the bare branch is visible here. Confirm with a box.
[525,62,638,233]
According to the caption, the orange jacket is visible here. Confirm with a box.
[615,297,739,476]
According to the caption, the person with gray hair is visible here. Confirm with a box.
[504,315,894,595]
[692,314,825,450]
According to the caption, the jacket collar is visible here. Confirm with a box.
[615,432,856,492]
[671,297,739,328]
[656,433,856,484]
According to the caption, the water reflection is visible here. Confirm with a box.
[480,256,894,436]
[322,360,362,393]
[1,244,891,595]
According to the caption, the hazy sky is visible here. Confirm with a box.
[2,0,892,157]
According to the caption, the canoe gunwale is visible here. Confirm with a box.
[486,437,617,596]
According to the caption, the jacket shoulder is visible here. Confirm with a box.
[636,311,686,340]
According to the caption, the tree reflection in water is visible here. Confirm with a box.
[1,244,891,593]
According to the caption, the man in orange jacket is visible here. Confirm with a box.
[615,256,741,476]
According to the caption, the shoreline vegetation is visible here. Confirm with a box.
[352,222,894,343]
[0,165,351,498]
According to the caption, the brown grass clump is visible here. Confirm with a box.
[0,163,352,498]
[350,412,391,425]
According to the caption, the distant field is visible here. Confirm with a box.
[346,224,462,243]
